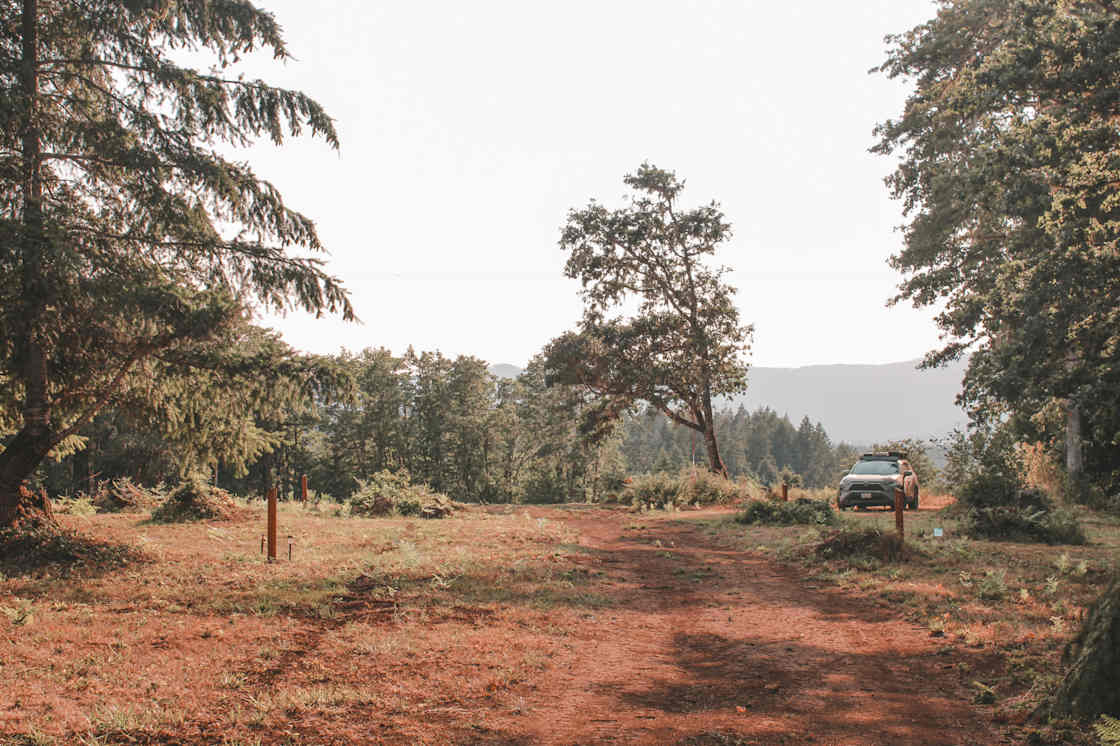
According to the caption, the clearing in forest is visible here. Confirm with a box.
[2,501,1101,744]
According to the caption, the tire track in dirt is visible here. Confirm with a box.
[519,511,998,745]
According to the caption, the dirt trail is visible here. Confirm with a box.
[518,511,996,745]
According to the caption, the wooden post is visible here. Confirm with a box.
[300,474,308,503]
[894,487,905,543]
[267,487,278,562]
[782,483,789,502]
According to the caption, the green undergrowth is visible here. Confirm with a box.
[348,470,460,519]
[958,474,1086,545]
[814,525,913,562]
[618,468,755,510]
[735,497,837,526]
[148,477,241,523]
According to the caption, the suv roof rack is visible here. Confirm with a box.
[860,450,907,460]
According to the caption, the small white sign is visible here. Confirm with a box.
[933,527,944,538]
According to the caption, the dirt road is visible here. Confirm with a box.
[517,510,995,745]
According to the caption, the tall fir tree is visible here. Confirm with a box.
[0,0,351,528]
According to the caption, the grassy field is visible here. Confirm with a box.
[698,495,1120,743]
[0,495,1115,744]
[0,502,610,743]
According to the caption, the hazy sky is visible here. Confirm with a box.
[240,0,941,368]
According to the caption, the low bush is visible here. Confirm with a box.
[92,477,164,513]
[149,476,240,523]
[0,523,143,577]
[679,469,752,505]
[735,497,837,526]
[622,469,751,510]
[349,470,459,519]
[965,505,1086,545]
[957,472,1085,544]
[815,526,910,563]
[53,494,97,516]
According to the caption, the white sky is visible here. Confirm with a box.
[240,0,941,368]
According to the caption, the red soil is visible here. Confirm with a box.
[0,505,1001,745]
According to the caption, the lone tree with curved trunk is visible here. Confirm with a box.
[545,165,752,477]
[0,0,352,529]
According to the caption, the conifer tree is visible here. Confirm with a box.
[0,0,351,528]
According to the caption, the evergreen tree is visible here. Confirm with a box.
[0,0,351,528]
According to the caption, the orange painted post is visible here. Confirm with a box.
[300,474,308,503]
[267,487,278,562]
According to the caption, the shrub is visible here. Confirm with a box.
[53,494,97,516]
[92,477,164,513]
[965,505,1086,545]
[735,497,837,526]
[957,472,1041,511]
[0,523,142,577]
[1096,715,1120,746]
[622,468,751,510]
[149,476,240,523]
[957,472,1085,544]
[815,526,909,562]
[678,469,752,506]
[348,470,459,519]
[623,472,682,509]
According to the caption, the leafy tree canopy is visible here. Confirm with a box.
[545,164,753,476]
[875,0,1120,490]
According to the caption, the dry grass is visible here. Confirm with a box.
[705,494,1120,741]
[0,502,604,743]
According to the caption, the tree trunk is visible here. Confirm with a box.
[1047,578,1120,721]
[0,429,55,529]
[1066,399,1083,478]
[1,0,55,531]
[700,387,728,478]
[72,446,91,495]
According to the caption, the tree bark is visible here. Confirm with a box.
[1066,399,1083,479]
[0,0,56,530]
[0,430,55,529]
[700,387,728,478]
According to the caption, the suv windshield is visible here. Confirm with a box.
[850,460,899,476]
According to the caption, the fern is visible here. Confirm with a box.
[1095,715,1120,746]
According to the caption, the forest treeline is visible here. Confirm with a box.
[34,345,862,504]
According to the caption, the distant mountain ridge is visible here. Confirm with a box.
[488,358,969,445]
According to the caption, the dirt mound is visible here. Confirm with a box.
[0,521,142,577]
[150,478,241,523]
[815,526,912,562]
[92,477,163,513]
